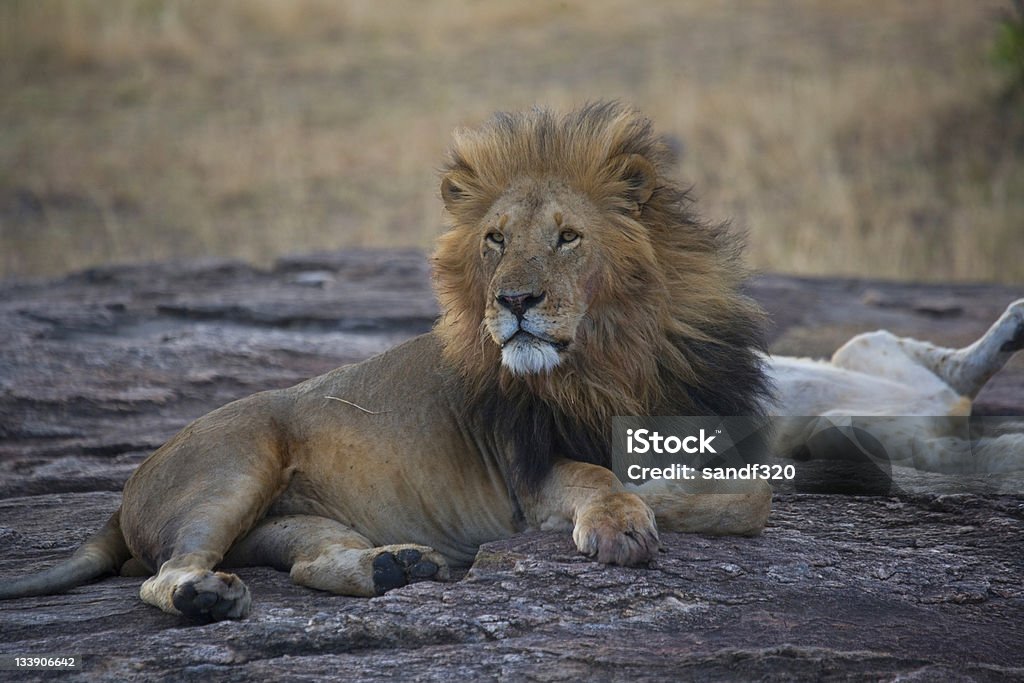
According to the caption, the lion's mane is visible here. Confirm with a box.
[432,102,772,486]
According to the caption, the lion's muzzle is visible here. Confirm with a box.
[495,290,546,319]
[489,288,576,375]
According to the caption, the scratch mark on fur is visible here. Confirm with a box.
[324,396,388,414]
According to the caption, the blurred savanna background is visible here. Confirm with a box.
[1,0,1022,282]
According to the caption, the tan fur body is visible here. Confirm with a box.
[113,330,751,618]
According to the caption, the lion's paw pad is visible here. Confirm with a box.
[172,571,251,620]
[372,548,444,595]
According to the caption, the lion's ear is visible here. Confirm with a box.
[614,153,656,215]
[440,174,466,211]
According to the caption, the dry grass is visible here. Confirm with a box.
[0,0,1021,282]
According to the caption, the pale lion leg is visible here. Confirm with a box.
[225,515,450,597]
[912,433,1024,475]
[944,299,1024,396]
[832,299,1024,398]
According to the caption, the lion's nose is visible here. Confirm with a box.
[496,291,545,319]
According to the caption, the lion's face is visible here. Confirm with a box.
[477,179,604,375]
[437,145,659,381]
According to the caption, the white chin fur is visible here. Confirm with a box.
[501,337,561,375]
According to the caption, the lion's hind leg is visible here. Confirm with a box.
[130,496,265,620]
[134,494,266,620]
[123,406,295,620]
[225,515,450,597]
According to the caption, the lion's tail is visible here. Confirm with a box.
[0,510,131,600]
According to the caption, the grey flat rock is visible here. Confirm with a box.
[1,251,1022,681]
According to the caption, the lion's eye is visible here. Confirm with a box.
[558,229,580,246]
[486,232,505,246]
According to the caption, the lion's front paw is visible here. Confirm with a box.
[572,492,660,566]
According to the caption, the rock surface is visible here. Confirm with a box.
[0,250,1022,681]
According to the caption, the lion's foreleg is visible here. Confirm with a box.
[527,459,660,566]
[225,515,450,597]
[629,477,772,536]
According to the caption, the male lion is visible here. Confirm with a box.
[0,103,774,619]
[1,103,1021,620]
